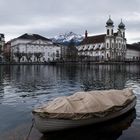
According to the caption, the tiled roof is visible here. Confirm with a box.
[127,44,140,51]
[80,34,106,45]
[17,33,51,41]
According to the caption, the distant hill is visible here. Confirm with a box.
[51,32,84,46]
[132,42,140,47]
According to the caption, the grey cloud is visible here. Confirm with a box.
[0,0,139,43]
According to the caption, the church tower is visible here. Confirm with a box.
[118,19,125,38]
[106,16,114,36]
[117,19,126,61]
[105,16,115,60]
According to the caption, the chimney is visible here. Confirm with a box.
[85,30,88,38]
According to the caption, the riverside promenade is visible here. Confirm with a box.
[0,61,139,65]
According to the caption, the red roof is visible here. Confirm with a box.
[80,34,106,45]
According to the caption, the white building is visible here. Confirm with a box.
[126,44,140,61]
[10,33,62,63]
[78,17,133,61]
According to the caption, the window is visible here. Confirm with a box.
[116,43,118,48]
[111,29,113,35]
[52,52,55,57]
[107,53,109,58]
[119,43,121,49]
[123,32,125,38]
[112,43,113,49]
[106,43,109,49]
[107,29,109,35]
[56,50,59,57]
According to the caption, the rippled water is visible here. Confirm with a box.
[0,65,140,140]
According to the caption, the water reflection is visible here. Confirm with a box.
[80,65,140,91]
[0,65,139,139]
[0,65,139,105]
[40,109,136,140]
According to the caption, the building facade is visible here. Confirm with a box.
[126,44,140,61]
[78,18,127,61]
[9,33,62,63]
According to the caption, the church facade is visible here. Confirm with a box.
[78,17,127,61]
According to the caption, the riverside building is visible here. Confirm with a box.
[78,17,140,61]
[9,33,62,63]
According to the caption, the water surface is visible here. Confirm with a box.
[0,65,140,140]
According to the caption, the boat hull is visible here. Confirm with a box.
[33,98,136,133]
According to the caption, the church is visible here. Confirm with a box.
[78,17,127,61]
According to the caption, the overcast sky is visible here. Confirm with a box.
[0,0,140,43]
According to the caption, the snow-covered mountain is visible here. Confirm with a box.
[51,32,84,46]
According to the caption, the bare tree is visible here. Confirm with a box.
[14,52,24,62]
[34,52,43,62]
[25,53,33,62]
[66,39,78,61]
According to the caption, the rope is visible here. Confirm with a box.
[26,118,35,140]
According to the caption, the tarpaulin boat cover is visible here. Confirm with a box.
[33,89,136,120]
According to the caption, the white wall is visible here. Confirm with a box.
[11,39,61,62]
[11,39,32,46]
[126,49,140,60]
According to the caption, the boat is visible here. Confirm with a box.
[32,88,136,134]
[40,109,136,140]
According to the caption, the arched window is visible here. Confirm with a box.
[112,43,114,49]
[107,29,109,35]
[107,53,109,58]
[111,29,113,35]
[119,43,121,49]
[106,43,109,49]
[56,50,59,57]
[123,32,125,38]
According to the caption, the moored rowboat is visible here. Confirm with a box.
[32,88,136,133]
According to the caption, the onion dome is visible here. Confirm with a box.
[106,17,114,26]
[118,20,125,29]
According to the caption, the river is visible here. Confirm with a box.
[0,64,140,140]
